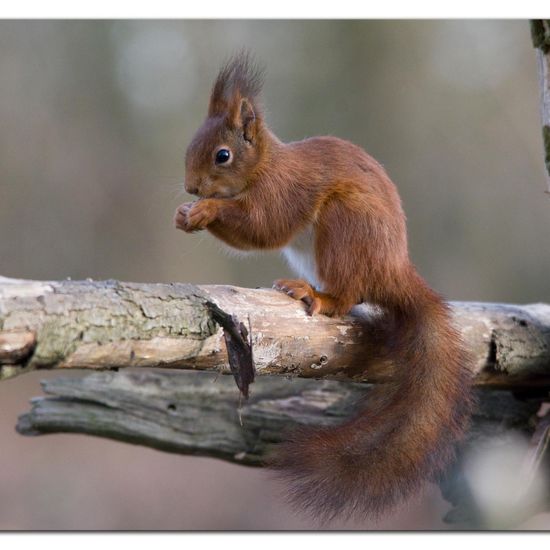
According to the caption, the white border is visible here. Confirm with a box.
[2,533,550,549]
[0,1,549,19]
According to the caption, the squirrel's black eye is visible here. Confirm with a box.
[215,148,231,165]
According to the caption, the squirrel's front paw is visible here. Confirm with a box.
[174,200,218,233]
[174,202,195,233]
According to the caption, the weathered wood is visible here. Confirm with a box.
[16,371,357,464]
[15,370,543,465]
[0,330,35,363]
[16,370,549,526]
[2,276,550,388]
[531,20,550,193]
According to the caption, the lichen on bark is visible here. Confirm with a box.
[1,279,218,373]
[531,20,550,53]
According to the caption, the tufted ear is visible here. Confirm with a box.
[236,98,257,143]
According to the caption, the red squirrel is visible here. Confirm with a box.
[174,53,474,520]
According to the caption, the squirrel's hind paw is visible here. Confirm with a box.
[272,279,322,316]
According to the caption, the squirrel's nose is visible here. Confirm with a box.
[185,181,199,195]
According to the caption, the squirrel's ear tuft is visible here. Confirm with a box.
[208,51,264,119]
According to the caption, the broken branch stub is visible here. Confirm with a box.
[206,301,255,398]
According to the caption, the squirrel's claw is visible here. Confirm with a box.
[273,279,321,315]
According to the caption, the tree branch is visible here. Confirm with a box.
[16,370,549,526]
[15,370,541,464]
[531,20,550,193]
[2,276,550,388]
[15,371,363,464]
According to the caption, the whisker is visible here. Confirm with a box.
[149,179,190,200]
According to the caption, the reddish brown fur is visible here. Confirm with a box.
[174,54,474,521]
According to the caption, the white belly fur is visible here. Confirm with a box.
[281,224,321,289]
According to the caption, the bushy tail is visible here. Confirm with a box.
[271,279,474,521]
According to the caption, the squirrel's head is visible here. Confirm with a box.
[184,53,265,199]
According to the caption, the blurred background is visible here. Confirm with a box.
[0,19,549,530]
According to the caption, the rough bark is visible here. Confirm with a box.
[2,276,550,388]
[531,20,550,193]
[15,370,541,467]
